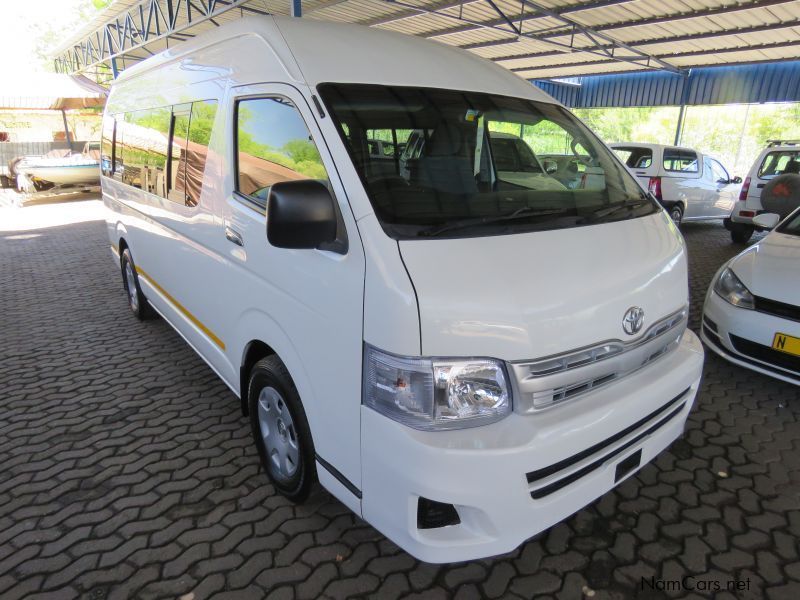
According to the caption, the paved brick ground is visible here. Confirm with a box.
[1,202,799,599]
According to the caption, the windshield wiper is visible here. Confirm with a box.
[578,196,652,224]
[418,207,571,237]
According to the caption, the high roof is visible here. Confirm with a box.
[52,0,800,84]
[113,15,554,102]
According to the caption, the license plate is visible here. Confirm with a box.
[772,333,800,357]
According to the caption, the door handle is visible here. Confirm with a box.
[225,226,244,247]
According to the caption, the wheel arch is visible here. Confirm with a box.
[239,339,277,416]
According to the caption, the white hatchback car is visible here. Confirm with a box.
[702,209,800,386]
[611,143,741,226]
[727,140,800,244]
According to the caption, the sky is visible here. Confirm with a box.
[0,0,97,77]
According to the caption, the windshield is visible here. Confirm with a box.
[318,84,657,239]
[778,208,800,236]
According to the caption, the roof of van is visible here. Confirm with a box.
[115,15,554,103]
[609,143,700,153]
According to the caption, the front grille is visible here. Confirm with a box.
[754,295,800,323]
[729,334,800,375]
[526,387,690,499]
[511,307,688,411]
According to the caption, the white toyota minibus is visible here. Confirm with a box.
[101,15,704,563]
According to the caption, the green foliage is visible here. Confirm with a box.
[573,103,800,176]
[488,120,573,155]
[236,106,327,180]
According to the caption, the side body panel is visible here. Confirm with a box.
[221,82,367,493]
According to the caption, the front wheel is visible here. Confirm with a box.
[249,356,316,502]
[669,204,684,227]
[730,224,754,244]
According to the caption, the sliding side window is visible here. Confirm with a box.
[123,107,171,196]
[167,100,218,207]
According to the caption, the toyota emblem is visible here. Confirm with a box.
[622,306,645,336]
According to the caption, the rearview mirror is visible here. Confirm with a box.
[543,160,558,174]
[752,213,780,230]
[267,180,337,250]
[732,175,743,184]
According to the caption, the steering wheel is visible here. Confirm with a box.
[570,139,599,168]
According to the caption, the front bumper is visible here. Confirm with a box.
[360,330,704,563]
[702,290,800,386]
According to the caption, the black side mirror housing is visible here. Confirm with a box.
[267,180,338,250]
[732,175,743,184]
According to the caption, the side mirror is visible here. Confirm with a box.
[267,180,337,249]
[543,159,558,174]
[752,213,780,230]
[732,175,743,184]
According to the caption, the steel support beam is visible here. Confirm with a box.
[450,0,797,53]
[375,0,681,74]
[489,18,800,63]
[53,0,250,75]
[512,40,800,75]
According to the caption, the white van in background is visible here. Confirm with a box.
[102,16,704,563]
[611,143,741,226]
[727,140,800,244]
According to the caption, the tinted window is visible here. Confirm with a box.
[663,149,698,173]
[758,150,800,179]
[123,108,170,196]
[235,97,328,206]
[184,100,218,207]
[319,84,656,240]
[167,104,191,205]
[100,117,114,177]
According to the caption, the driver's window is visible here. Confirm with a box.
[711,159,729,183]
[235,96,329,207]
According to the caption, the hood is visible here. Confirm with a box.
[497,173,567,192]
[398,213,687,360]
[730,232,800,303]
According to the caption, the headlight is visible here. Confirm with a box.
[363,345,511,430]
[713,267,754,309]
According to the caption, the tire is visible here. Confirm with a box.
[120,248,153,320]
[248,356,316,502]
[669,204,683,227]
[730,224,754,245]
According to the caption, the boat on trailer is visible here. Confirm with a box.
[15,143,100,192]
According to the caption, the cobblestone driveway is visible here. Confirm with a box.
[1,202,799,600]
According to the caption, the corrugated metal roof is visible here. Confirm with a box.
[535,60,800,107]
[53,0,800,83]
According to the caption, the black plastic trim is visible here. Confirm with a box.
[730,334,800,375]
[316,454,362,499]
[753,295,800,323]
[526,387,690,485]
[530,402,686,499]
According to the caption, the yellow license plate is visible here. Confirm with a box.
[772,333,800,357]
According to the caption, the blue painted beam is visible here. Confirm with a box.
[534,61,800,108]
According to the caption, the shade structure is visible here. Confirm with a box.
[0,73,107,110]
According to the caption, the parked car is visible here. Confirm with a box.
[611,143,741,226]
[101,15,703,563]
[702,208,800,386]
[536,152,605,190]
[367,138,396,159]
[727,140,800,244]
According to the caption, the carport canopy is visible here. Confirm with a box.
[51,0,800,83]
